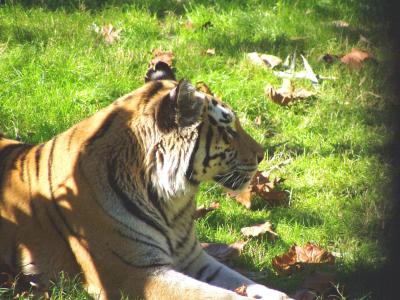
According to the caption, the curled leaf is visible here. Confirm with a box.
[230,170,287,209]
[201,241,247,262]
[100,24,121,44]
[151,49,174,67]
[234,285,248,296]
[240,221,278,240]
[340,48,375,70]
[194,202,220,219]
[247,52,282,69]
[272,243,335,275]
[266,79,315,106]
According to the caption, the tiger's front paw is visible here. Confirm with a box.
[246,284,293,300]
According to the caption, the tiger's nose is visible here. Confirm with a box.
[256,151,264,164]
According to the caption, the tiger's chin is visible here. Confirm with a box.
[213,171,253,192]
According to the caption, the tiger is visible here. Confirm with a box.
[0,64,291,300]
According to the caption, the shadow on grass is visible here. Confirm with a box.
[203,205,323,230]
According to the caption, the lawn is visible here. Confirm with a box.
[0,0,398,299]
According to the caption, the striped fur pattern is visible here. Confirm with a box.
[0,79,290,300]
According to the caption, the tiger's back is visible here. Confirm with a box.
[0,76,290,300]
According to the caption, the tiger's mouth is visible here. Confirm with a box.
[213,170,253,191]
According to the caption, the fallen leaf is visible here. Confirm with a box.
[260,54,282,68]
[230,171,287,208]
[206,48,216,55]
[240,221,278,240]
[196,81,214,95]
[151,49,174,67]
[202,241,247,262]
[247,52,265,66]
[195,81,222,100]
[265,79,315,106]
[234,285,248,296]
[100,24,121,44]
[194,202,220,219]
[247,52,282,69]
[340,48,375,70]
[272,243,335,275]
[229,186,252,209]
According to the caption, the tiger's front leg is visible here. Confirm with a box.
[183,250,292,300]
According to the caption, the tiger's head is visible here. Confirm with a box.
[137,77,264,197]
[180,82,264,191]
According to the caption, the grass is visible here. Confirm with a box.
[0,0,398,299]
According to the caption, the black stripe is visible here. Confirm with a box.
[112,250,171,269]
[48,137,79,237]
[182,248,203,272]
[67,127,78,152]
[143,81,165,100]
[202,126,213,167]
[116,229,170,256]
[175,219,194,250]
[185,124,202,184]
[107,161,173,253]
[86,111,118,147]
[19,150,29,182]
[195,264,210,280]
[45,206,70,247]
[147,183,170,226]
[77,160,162,246]
[205,266,222,283]
[176,238,198,267]
[226,151,238,165]
[47,138,57,195]
[0,144,31,194]
[34,144,44,179]
[171,196,194,224]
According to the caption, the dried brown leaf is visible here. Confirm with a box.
[265,79,315,106]
[254,116,262,126]
[201,241,247,262]
[247,52,282,69]
[247,52,265,66]
[340,48,375,70]
[151,49,174,67]
[240,221,278,239]
[230,186,252,209]
[230,170,286,208]
[234,285,248,296]
[260,54,282,68]
[100,24,121,44]
[272,243,335,275]
[194,202,220,219]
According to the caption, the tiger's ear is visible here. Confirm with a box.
[156,80,204,132]
[145,61,176,82]
[173,80,205,127]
